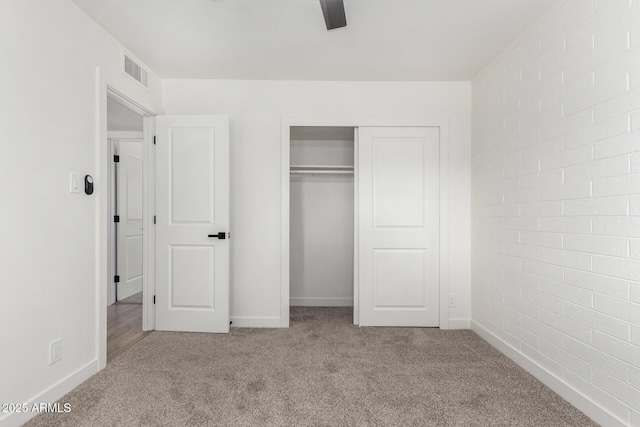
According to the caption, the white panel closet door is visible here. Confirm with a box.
[155,115,230,333]
[116,140,144,300]
[358,127,439,327]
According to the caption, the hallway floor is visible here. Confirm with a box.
[107,293,150,362]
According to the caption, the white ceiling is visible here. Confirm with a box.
[72,0,562,81]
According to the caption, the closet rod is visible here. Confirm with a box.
[290,165,354,174]
[290,170,354,175]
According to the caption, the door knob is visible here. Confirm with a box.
[208,232,227,240]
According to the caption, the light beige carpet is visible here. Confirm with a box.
[27,307,597,426]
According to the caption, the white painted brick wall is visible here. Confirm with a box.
[471,1,640,425]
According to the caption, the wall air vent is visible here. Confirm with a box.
[124,55,148,88]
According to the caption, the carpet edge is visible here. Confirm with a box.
[471,320,627,427]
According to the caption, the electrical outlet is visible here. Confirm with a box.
[50,339,62,365]
[448,294,457,307]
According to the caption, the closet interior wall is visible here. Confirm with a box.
[289,127,355,307]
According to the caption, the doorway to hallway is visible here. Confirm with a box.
[106,97,148,362]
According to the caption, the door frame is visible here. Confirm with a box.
[97,77,156,370]
[280,118,450,329]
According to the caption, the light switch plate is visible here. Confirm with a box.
[69,172,81,193]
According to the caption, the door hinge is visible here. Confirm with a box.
[113,155,120,162]
[114,275,120,283]
[153,136,156,145]
[153,295,156,304]
[114,215,120,223]
[153,215,156,224]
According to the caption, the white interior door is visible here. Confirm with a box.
[116,140,144,301]
[155,115,230,333]
[358,127,440,327]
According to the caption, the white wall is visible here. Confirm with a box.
[290,134,355,306]
[108,98,144,132]
[0,1,161,426]
[162,80,471,327]
[471,1,640,426]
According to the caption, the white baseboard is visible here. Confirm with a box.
[230,316,282,328]
[447,318,471,329]
[471,321,626,427]
[0,360,98,427]
[290,297,354,307]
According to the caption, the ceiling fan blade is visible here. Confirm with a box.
[319,0,347,30]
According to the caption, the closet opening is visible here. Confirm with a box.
[283,120,450,329]
[289,126,356,323]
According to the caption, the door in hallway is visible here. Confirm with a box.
[116,139,144,301]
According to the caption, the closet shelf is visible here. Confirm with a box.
[290,165,354,175]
